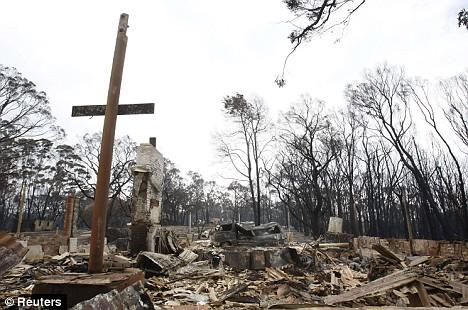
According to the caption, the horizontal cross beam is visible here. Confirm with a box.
[72,103,154,117]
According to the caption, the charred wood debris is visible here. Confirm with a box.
[1,229,468,309]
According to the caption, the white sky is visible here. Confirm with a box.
[1,0,467,183]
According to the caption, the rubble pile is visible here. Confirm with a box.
[142,240,468,308]
[1,231,468,309]
[0,251,135,302]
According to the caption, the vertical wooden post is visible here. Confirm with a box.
[88,13,129,273]
[63,194,75,238]
[188,211,192,233]
[16,183,26,235]
[72,196,79,237]
[350,194,360,236]
[287,206,293,242]
[401,186,414,255]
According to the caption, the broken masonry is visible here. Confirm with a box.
[130,137,164,255]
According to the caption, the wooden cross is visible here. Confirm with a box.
[71,13,154,273]
[72,103,154,117]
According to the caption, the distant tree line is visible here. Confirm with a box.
[0,65,138,231]
[161,161,284,229]
[218,65,468,240]
[0,65,236,233]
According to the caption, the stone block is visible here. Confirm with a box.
[250,250,265,270]
[224,250,250,269]
[24,245,44,263]
[69,237,78,253]
[327,217,343,233]
[399,240,411,255]
[412,239,429,255]
[427,240,440,256]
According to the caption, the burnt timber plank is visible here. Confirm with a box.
[415,281,432,307]
[324,270,418,305]
[72,103,154,117]
[218,283,249,302]
[372,244,407,267]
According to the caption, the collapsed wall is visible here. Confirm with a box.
[354,236,468,258]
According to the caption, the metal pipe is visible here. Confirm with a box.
[88,13,129,273]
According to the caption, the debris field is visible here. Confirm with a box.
[1,230,468,309]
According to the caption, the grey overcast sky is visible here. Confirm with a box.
[1,0,467,182]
